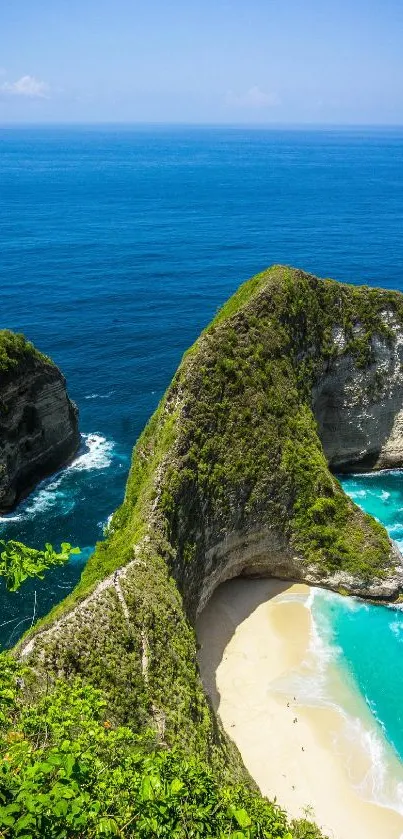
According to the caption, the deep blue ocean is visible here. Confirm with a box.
[2,125,403,800]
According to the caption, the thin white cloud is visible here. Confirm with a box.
[226,85,280,109]
[1,75,49,99]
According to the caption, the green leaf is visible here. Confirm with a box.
[96,816,121,835]
[0,811,16,828]
[15,813,36,832]
[170,778,185,795]
[140,776,153,801]
[232,808,252,829]
[0,540,81,591]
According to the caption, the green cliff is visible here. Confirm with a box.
[5,266,403,837]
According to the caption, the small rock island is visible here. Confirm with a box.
[0,330,79,512]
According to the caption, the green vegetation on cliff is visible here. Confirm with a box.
[161,266,395,581]
[0,330,51,379]
[0,656,324,838]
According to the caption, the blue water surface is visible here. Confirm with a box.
[2,123,403,740]
[332,473,403,763]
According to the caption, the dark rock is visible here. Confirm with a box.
[0,336,79,512]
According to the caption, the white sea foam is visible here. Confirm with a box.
[269,587,403,815]
[390,618,403,640]
[271,588,340,706]
[101,512,114,536]
[300,590,403,816]
[84,391,114,400]
[67,433,114,472]
[0,434,115,529]
[342,711,403,814]
[348,488,368,499]
[345,469,403,479]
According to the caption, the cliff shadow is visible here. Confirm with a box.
[195,577,292,713]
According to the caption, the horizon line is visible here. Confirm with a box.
[1,120,403,130]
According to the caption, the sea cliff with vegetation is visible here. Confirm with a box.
[3,265,403,837]
[0,330,79,513]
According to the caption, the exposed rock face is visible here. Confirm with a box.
[0,345,79,512]
[314,316,403,471]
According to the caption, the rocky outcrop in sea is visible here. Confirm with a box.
[0,330,79,512]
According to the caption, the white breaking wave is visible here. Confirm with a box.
[348,488,368,499]
[84,391,114,400]
[270,588,403,816]
[343,710,403,815]
[67,433,114,472]
[306,591,403,815]
[0,433,115,528]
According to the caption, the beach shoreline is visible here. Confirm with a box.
[196,578,403,839]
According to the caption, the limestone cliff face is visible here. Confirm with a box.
[17,267,403,754]
[0,340,79,512]
[313,317,403,471]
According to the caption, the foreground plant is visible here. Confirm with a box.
[0,664,324,839]
[0,541,80,592]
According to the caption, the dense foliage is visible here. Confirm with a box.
[0,331,50,379]
[0,660,324,839]
[0,542,80,592]
[160,267,395,582]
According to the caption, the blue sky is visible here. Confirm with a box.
[1,0,402,124]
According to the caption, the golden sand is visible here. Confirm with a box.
[196,578,403,839]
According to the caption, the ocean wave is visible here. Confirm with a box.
[305,591,403,816]
[0,474,70,521]
[84,391,114,400]
[67,433,114,472]
[390,618,403,640]
[341,711,403,815]
[347,488,368,499]
[386,523,403,538]
[269,587,403,816]
[343,469,403,479]
[0,433,115,528]
[270,588,341,706]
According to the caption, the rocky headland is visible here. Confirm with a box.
[18,266,403,740]
[0,330,79,512]
[10,266,403,838]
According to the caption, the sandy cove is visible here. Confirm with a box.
[196,578,403,839]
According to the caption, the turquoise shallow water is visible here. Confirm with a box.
[310,474,403,792]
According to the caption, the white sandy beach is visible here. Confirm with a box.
[196,578,403,839]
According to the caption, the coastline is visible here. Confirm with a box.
[196,578,403,839]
